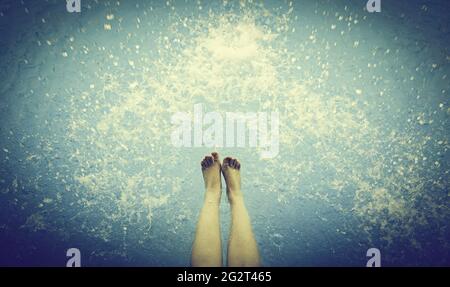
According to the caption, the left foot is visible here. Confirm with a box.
[201,152,222,199]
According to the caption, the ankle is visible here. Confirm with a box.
[204,190,221,203]
[227,191,243,205]
[206,186,221,193]
[205,183,221,191]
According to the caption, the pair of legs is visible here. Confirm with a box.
[191,152,261,267]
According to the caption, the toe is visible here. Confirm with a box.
[222,157,231,169]
[211,152,219,162]
[203,156,211,167]
[230,158,237,168]
[206,156,213,166]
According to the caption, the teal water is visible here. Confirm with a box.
[0,0,449,266]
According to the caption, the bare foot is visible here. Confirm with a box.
[201,152,222,200]
[221,157,242,204]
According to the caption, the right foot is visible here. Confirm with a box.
[221,157,242,203]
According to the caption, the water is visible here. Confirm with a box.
[0,0,448,266]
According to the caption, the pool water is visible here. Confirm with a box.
[0,0,448,266]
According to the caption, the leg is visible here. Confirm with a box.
[222,157,261,267]
[191,152,223,267]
